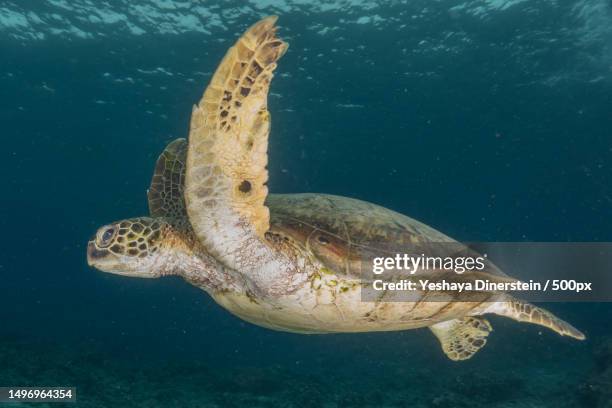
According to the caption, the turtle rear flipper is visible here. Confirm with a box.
[484,296,585,340]
[430,317,493,361]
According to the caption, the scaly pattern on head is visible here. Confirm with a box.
[96,218,163,258]
[87,217,170,277]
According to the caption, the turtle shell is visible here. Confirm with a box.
[267,193,509,280]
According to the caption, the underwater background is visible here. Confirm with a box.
[1,0,612,406]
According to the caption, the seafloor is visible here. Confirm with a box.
[1,330,610,408]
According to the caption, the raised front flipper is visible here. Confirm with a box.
[148,138,188,219]
[184,17,294,293]
[430,317,493,361]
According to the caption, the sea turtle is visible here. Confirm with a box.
[87,16,584,360]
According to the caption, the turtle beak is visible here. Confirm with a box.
[87,237,159,278]
[87,239,111,268]
[87,241,127,274]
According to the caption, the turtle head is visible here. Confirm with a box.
[87,217,168,278]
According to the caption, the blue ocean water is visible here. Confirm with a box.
[1,1,611,406]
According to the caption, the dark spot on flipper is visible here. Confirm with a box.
[250,61,263,76]
[238,180,252,193]
[472,339,485,348]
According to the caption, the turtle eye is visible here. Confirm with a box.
[97,226,116,247]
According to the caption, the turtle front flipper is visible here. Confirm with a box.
[430,317,493,361]
[184,17,292,292]
[148,138,188,219]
